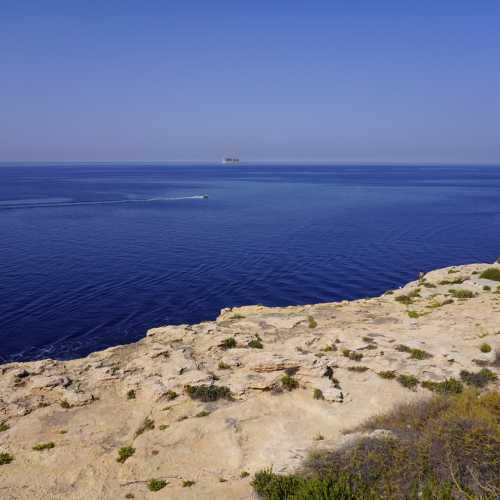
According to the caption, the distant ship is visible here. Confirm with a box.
[222,157,240,165]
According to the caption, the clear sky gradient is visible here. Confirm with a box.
[2,1,499,163]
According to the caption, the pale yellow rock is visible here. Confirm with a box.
[0,262,499,499]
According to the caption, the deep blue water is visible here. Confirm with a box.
[1,164,500,363]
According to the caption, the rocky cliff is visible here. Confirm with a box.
[1,262,499,499]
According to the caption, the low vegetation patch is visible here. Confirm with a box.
[165,390,178,400]
[395,344,432,360]
[308,316,318,329]
[480,267,500,281]
[421,281,436,288]
[127,389,136,400]
[281,375,299,391]
[421,378,463,394]
[185,384,232,402]
[220,337,237,349]
[0,421,9,432]
[182,480,195,487]
[117,446,135,463]
[218,361,230,369]
[196,410,210,417]
[377,370,396,379]
[135,417,155,437]
[322,344,337,352]
[347,366,369,373]
[395,294,412,305]
[32,442,55,451]
[438,277,466,285]
[252,390,500,499]
[460,368,497,388]
[147,479,168,492]
[313,389,324,400]
[0,452,14,465]
[448,288,475,299]
[342,349,363,361]
[248,339,264,349]
[480,342,492,353]
[397,374,419,390]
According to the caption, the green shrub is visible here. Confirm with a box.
[218,361,230,369]
[313,389,324,400]
[196,410,210,417]
[33,442,55,451]
[395,344,432,360]
[342,349,363,361]
[460,368,497,388]
[253,391,500,499]
[165,390,178,400]
[409,348,432,360]
[483,285,491,291]
[395,294,412,305]
[240,470,250,478]
[182,480,195,487]
[347,366,369,373]
[449,288,475,299]
[0,421,9,433]
[60,400,71,409]
[307,316,317,329]
[0,452,14,465]
[439,277,466,285]
[248,339,264,349]
[407,310,419,318]
[251,469,368,500]
[480,343,492,353]
[422,282,437,288]
[117,446,135,463]
[421,378,463,394]
[480,268,500,281]
[147,479,168,492]
[397,374,419,390]
[377,370,396,379]
[496,258,500,264]
[185,384,232,402]
[127,389,136,400]
[281,375,299,391]
[135,417,155,437]
[220,337,237,349]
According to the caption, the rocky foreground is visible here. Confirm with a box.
[1,262,499,499]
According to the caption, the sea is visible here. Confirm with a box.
[1,163,499,363]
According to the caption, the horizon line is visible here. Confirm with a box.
[1,160,500,167]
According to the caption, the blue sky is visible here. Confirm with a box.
[1,1,499,163]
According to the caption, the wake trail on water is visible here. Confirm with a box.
[0,195,207,210]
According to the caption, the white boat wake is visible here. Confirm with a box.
[0,195,208,210]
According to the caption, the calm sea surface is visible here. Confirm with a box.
[1,164,500,362]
